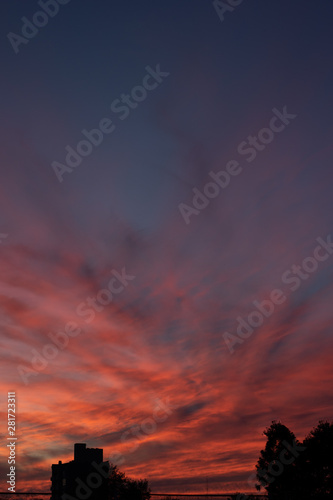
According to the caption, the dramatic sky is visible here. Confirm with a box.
[1,0,333,494]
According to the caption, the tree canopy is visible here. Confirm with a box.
[108,464,151,500]
[256,420,333,500]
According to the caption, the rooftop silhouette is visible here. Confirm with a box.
[50,443,109,500]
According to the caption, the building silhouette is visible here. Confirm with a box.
[51,443,109,500]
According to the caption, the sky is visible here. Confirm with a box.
[1,0,333,495]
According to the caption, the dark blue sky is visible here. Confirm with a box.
[1,1,333,231]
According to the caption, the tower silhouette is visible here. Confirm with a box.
[50,443,109,500]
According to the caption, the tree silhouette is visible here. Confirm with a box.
[301,420,333,499]
[255,420,333,500]
[108,464,151,500]
[255,421,303,499]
